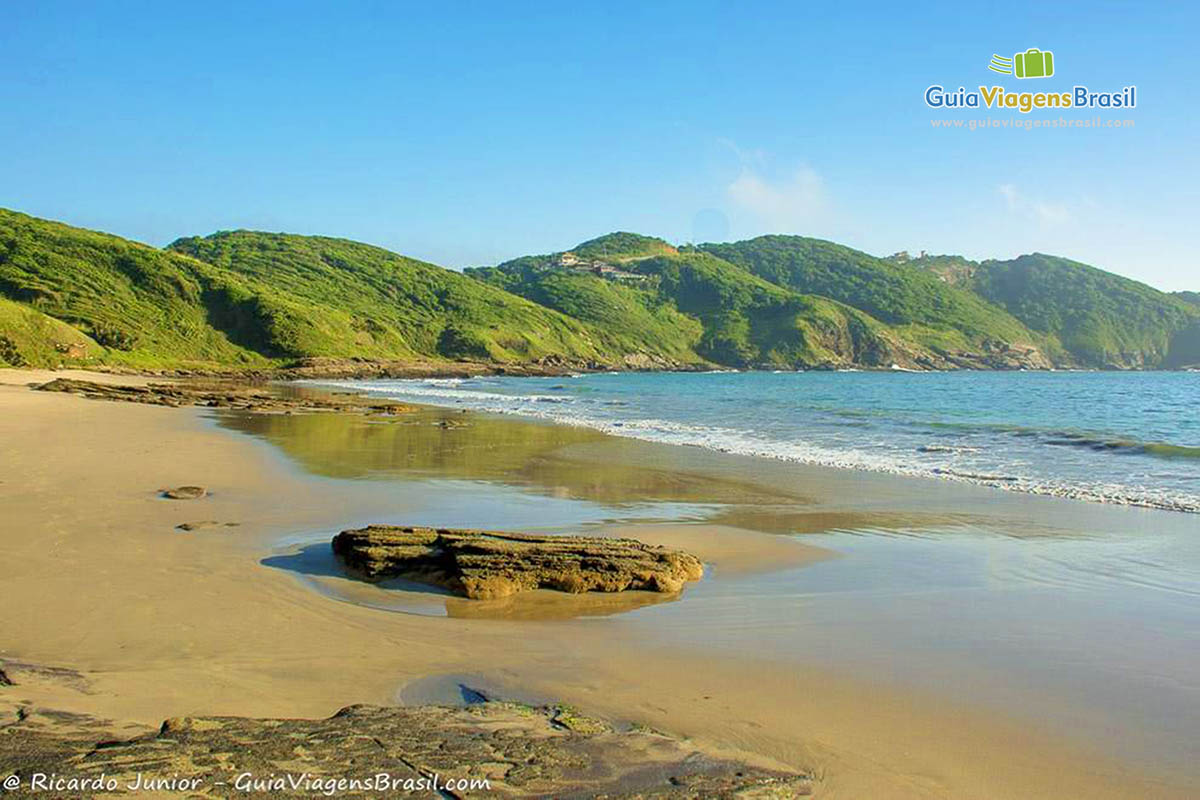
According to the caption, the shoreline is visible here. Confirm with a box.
[24,370,1200,514]
[28,358,1200,383]
[1,368,1196,798]
[304,375,1200,515]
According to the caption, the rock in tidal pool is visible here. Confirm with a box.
[331,525,704,600]
[162,485,207,500]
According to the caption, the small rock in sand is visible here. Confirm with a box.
[162,486,207,500]
[175,521,240,531]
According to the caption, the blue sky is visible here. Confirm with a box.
[2,1,1196,289]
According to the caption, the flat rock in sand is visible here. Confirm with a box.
[175,520,240,531]
[162,485,206,500]
[0,701,810,798]
[332,525,704,600]
[35,377,414,415]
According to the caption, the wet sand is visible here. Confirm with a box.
[1,370,1196,798]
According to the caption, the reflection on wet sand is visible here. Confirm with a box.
[705,506,980,536]
[219,400,1052,549]
[444,589,681,620]
[217,407,810,507]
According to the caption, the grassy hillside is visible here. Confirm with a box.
[472,236,928,369]
[571,232,676,261]
[970,254,1200,368]
[630,251,916,367]
[0,209,631,369]
[0,297,100,367]
[466,263,705,364]
[699,236,1045,358]
[1174,291,1200,308]
[169,231,614,364]
[0,209,272,367]
[3,208,1194,371]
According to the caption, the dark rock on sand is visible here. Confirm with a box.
[35,377,414,415]
[333,525,704,600]
[162,485,206,500]
[0,701,810,798]
[175,521,240,531]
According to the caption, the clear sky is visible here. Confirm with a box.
[2,1,1196,289]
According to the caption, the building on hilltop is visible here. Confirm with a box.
[550,251,648,283]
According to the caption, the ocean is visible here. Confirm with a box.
[316,370,1200,513]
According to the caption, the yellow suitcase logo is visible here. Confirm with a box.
[989,48,1055,79]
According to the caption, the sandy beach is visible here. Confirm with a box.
[1,369,1195,799]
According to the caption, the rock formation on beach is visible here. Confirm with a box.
[35,377,413,414]
[0,697,810,798]
[332,525,704,600]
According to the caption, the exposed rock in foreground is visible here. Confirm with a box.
[35,377,414,414]
[0,701,810,798]
[333,525,704,600]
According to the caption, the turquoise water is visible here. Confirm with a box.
[319,371,1200,512]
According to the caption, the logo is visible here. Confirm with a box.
[924,48,1135,114]
[989,48,1054,79]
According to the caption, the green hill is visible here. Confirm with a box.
[0,209,628,369]
[473,239,937,369]
[699,236,1047,360]
[570,232,677,262]
[465,263,705,366]
[168,230,616,364]
[0,297,100,367]
[0,209,274,367]
[969,254,1200,368]
[1173,291,1200,308]
[2,208,1195,372]
[628,251,920,367]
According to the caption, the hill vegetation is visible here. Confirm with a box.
[1,207,1194,371]
[474,244,946,369]
[698,236,1046,358]
[465,263,705,365]
[0,209,271,368]
[168,231,616,364]
[0,210,630,369]
[0,297,99,367]
[968,254,1200,368]
[1172,291,1200,308]
[627,251,915,367]
[570,232,677,261]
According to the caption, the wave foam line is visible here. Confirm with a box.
[310,380,1200,514]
